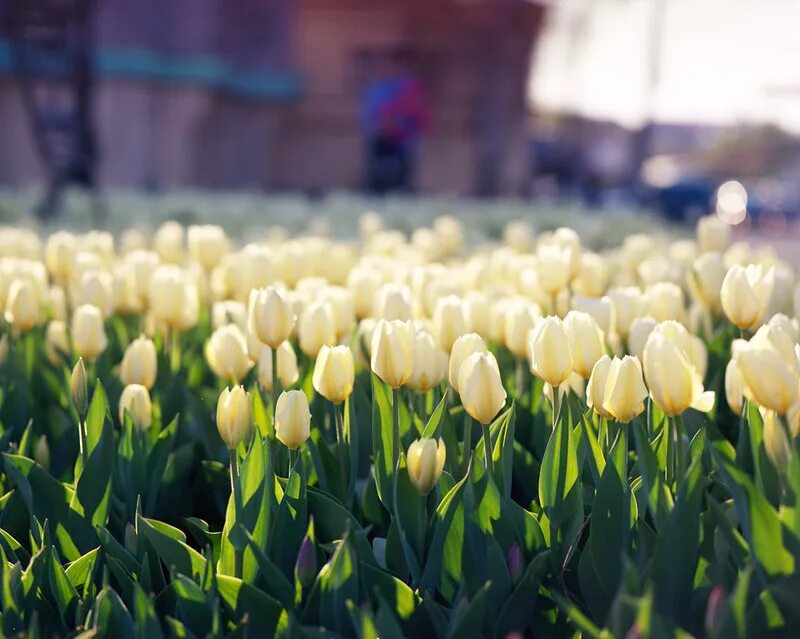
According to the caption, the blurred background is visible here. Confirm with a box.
[0,0,799,239]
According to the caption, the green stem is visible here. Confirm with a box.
[552,386,561,431]
[515,358,525,398]
[462,413,473,477]
[229,449,244,580]
[392,388,401,471]
[666,417,675,487]
[416,494,428,571]
[334,402,348,495]
[674,415,687,491]
[78,420,89,468]
[271,347,279,420]
[481,422,493,475]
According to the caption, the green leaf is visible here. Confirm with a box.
[65,547,99,589]
[241,527,294,609]
[306,486,363,543]
[70,415,114,528]
[419,474,466,599]
[447,581,491,639]
[92,586,136,639]
[317,532,360,634]
[495,551,549,638]
[48,546,80,626]
[183,518,221,566]
[371,375,394,508]
[633,418,673,531]
[421,394,449,439]
[136,514,207,582]
[270,458,308,580]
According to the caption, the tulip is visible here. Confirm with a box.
[607,287,644,339]
[649,320,708,380]
[573,252,609,297]
[689,252,726,313]
[644,282,685,324]
[275,390,312,450]
[643,333,714,416]
[148,265,200,331]
[120,335,158,389]
[71,304,108,361]
[733,328,799,414]
[187,224,229,271]
[448,333,488,391]
[762,409,792,475]
[213,300,247,331]
[505,301,540,359]
[528,316,573,387]
[697,215,730,253]
[536,244,571,296]
[458,351,507,425]
[45,231,77,282]
[720,264,774,330]
[205,325,252,382]
[563,311,605,379]
[504,220,534,252]
[725,358,744,416]
[603,355,648,423]
[295,534,318,588]
[370,319,415,388]
[216,385,252,449]
[257,342,299,391]
[464,291,490,338]
[628,316,657,360]
[313,345,355,404]
[298,301,337,358]
[47,285,67,321]
[374,283,413,321]
[119,384,152,431]
[250,287,296,348]
[586,355,614,419]
[408,330,447,392]
[319,286,356,340]
[406,438,446,495]
[433,295,467,353]
[4,279,41,332]
[348,268,382,319]
[153,221,185,264]
[71,357,89,419]
[74,269,114,318]
[45,320,69,365]
[571,295,615,337]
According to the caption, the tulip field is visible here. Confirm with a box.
[0,212,799,638]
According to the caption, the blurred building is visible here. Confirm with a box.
[0,0,544,196]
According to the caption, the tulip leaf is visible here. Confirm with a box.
[64,547,99,589]
[746,403,780,506]
[270,457,308,581]
[306,485,363,543]
[371,375,394,508]
[70,415,114,529]
[633,418,673,531]
[392,456,424,583]
[92,586,136,639]
[494,551,549,638]
[136,514,207,582]
[446,580,491,639]
[47,546,80,626]
[421,394,449,440]
[317,532,360,634]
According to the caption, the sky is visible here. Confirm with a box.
[529,0,800,132]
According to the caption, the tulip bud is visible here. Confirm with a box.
[528,316,573,387]
[216,386,252,449]
[45,231,77,282]
[564,311,605,379]
[697,215,730,253]
[433,295,467,353]
[406,437,446,495]
[71,304,108,361]
[35,435,50,470]
[4,279,41,332]
[374,283,413,321]
[312,345,355,404]
[464,291,490,338]
[319,286,356,340]
[298,301,337,359]
[536,245,572,296]
[507,543,524,584]
[119,384,152,431]
[45,320,70,365]
[251,287,296,348]
[721,264,774,330]
[257,342,299,391]
[46,285,67,321]
[148,265,200,331]
[603,355,648,423]
[295,533,318,588]
[213,300,247,331]
[505,301,540,359]
[120,335,158,389]
[71,358,89,419]
[644,282,685,324]
[348,268,382,319]
[275,390,312,450]
[725,358,744,416]
[628,316,657,360]
[643,333,714,416]
[370,319,415,388]
[606,287,644,339]
[586,355,614,419]
[572,252,609,297]
[734,328,799,414]
[74,269,114,318]
[571,295,615,337]
[448,333,488,391]
[407,330,447,392]
[689,252,726,312]
[458,352,507,424]
[762,410,792,475]
[187,224,229,271]
[0,335,7,368]
[153,221,185,264]
[205,325,252,382]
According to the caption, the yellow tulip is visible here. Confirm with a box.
[571,295,615,339]
[120,335,157,389]
[373,283,413,321]
[528,316,573,387]
[119,384,152,431]
[606,287,645,339]
[348,268,382,319]
[644,282,685,324]
[298,301,337,358]
[216,386,251,449]
[689,252,726,312]
[448,333,488,391]
[643,333,714,416]
[71,358,88,418]
[250,287,296,348]
[153,221,185,264]
[573,252,609,297]
[45,231,77,282]
[458,351,507,424]
[319,286,356,340]
[257,342,299,391]
[536,244,571,295]
[74,269,114,318]
[603,355,648,423]
[725,358,744,416]
[187,224,229,271]
[563,311,605,379]
[205,325,252,382]
[71,304,108,361]
[45,320,69,365]
[407,330,447,392]
[762,409,792,475]
[148,265,199,331]
[313,345,355,404]
[4,279,41,332]
[505,301,540,359]
[275,390,312,450]
[586,355,614,419]
[628,316,657,360]
[433,295,467,353]
[370,319,415,388]
[464,291,490,338]
[733,327,799,414]
[720,264,774,330]
[407,438,447,495]
[697,215,730,253]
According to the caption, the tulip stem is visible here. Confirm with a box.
[271,347,279,421]
[228,449,244,580]
[392,388,401,471]
[515,359,525,399]
[333,403,348,495]
[462,414,473,477]
[77,419,89,469]
[481,423,493,475]
[416,495,427,569]
[674,415,687,491]
[552,388,562,431]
